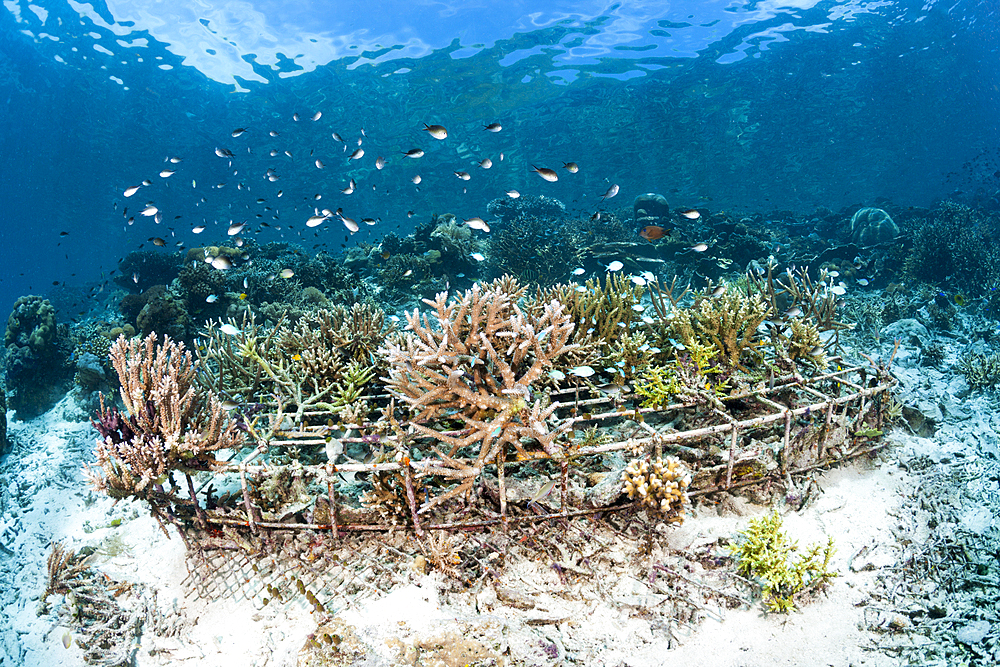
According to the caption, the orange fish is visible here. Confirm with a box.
[639,225,670,241]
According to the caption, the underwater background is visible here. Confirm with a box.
[0,0,997,325]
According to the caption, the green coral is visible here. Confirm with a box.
[635,341,725,408]
[667,288,771,370]
[730,511,837,613]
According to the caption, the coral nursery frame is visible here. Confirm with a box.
[188,355,894,545]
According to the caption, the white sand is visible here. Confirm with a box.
[0,364,981,666]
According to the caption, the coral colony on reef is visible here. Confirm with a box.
[23,193,1000,662]
[39,199,911,617]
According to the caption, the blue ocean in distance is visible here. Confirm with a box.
[0,0,996,327]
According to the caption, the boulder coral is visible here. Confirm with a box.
[849,207,898,246]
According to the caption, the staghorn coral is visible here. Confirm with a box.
[87,333,246,502]
[532,273,645,353]
[668,287,771,371]
[622,456,691,523]
[730,510,837,613]
[381,277,578,510]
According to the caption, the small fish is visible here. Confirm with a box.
[132,272,139,283]
[62,631,72,649]
[830,284,847,296]
[464,217,490,232]
[412,174,422,184]
[152,237,166,246]
[191,225,205,233]
[211,256,232,270]
[221,399,238,410]
[600,184,620,201]
[478,158,493,169]
[349,148,364,160]
[568,365,596,378]
[562,162,579,173]
[219,323,240,335]
[529,479,557,506]
[279,268,295,279]
[423,123,448,140]
[306,215,327,228]
[403,269,413,277]
[709,284,727,297]
[315,159,325,169]
[470,252,486,261]
[292,353,302,361]
[141,205,158,217]
[506,190,520,198]
[215,147,234,158]
[784,306,803,318]
[549,369,566,381]
[680,209,701,220]
[402,148,424,158]
[454,171,471,180]
[227,221,246,235]
[339,211,360,232]
[532,166,559,182]
[312,111,322,121]
[572,267,586,276]
[142,179,152,186]
[206,294,218,303]
[159,170,175,178]
[857,278,870,286]
[639,225,669,241]
[231,128,247,137]
[341,179,356,195]
[168,156,182,163]
[630,276,646,286]
[688,243,709,253]
[375,156,386,170]
[484,123,502,132]
[631,303,645,311]
[606,260,624,272]
[123,185,141,197]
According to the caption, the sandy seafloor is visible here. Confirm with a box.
[2,316,999,667]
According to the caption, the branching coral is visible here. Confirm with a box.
[730,511,837,613]
[87,334,245,503]
[622,456,691,523]
[382,277,578,510]
[667,287,771,370]
[489,217,584,286]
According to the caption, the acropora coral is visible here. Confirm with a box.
[729,510,837,613]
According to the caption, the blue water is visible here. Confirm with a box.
[0,0,997,321]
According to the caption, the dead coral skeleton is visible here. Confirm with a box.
[382,278,578,511]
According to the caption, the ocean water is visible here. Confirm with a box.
[0,0,997,323]
[2,3,1000,665]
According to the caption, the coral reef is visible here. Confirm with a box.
[3,295,72,417]
[849,207,899,246]
[667,287,771,371]
[729,511,837,613]
[382,277,577,509]
[113,250,182,293]
[957,351,1000,390]
[87,333,245,507]
[633,193,670,226]
[622,456,691,523]
[901,201,1000,296]
[489,217,584,286]
[486,194,566,223]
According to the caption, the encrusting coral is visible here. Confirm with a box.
[382,277,578,510]
[87,334,246,510]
